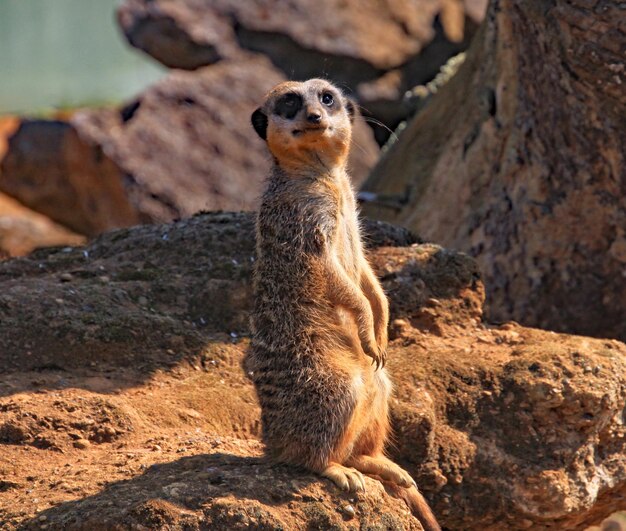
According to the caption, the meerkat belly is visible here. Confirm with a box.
[251,349,359,465]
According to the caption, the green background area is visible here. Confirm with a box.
[0,0,165,113]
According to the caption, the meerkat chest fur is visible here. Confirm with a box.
[249,77,369,354]
[331,172,363,281]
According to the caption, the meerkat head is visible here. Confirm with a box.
[251,79,355,175]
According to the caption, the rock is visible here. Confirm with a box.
[0,191,85,258]
[0,116,20,161]
[22,441,424,530]
[116,0,488,139]
[343,503,356,518]
[0,212,624,529]
[0,214,417,372]
[72,439,90,450]
[118,0,486,74]
[0,58,379,235]
[0,117,86,257]
[117,0,239,70]
[390,321,626,529]
[0,120,140,236]
[362,0,626,341]
[590,512,626,531]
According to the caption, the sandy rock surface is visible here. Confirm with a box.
[0,191,84,258]
[0,213,623,530]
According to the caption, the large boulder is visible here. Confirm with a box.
[0,191,85,258]
[362,0,626,341]
[0,57,379,236]
[117,0,486,74]
[0,213,624,530]
[0,117,86,257]
[117,0,489,140]
[0,120,142,236]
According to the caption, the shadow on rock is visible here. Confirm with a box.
[21,448,424,530]
[0,212,424,399]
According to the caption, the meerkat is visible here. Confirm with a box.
[245,79,440,531]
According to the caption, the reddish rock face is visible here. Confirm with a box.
[362,0,626,341]
[0,120,140,237]
[0,191,85,258]
[0,58,379,236]
[0,116,20,161]
[0,117,85,257]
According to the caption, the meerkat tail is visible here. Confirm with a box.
[383,481,441,531]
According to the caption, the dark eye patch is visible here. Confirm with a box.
[274,93,303,119]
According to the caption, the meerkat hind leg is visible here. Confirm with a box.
[347,455,415,489]
[322,462,366,492]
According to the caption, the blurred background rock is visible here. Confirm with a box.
[0,0,486,256]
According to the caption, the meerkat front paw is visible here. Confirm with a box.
[376,325,388,353]
[377,344,387,369]
[359,330,385,369]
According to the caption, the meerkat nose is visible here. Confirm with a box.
[307,112,322,124]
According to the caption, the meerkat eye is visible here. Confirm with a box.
[321,92,334,106]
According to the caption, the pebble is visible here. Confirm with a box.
[59,273,73,282]
[73,439,90,449]
[431,469,448,489]
[342,504,356,518]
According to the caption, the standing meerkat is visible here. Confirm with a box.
[245,79,440,531]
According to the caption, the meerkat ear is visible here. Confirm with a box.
[345,99,356,123]
[251,108,268,140]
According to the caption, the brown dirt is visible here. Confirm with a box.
[0,213,623,530]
